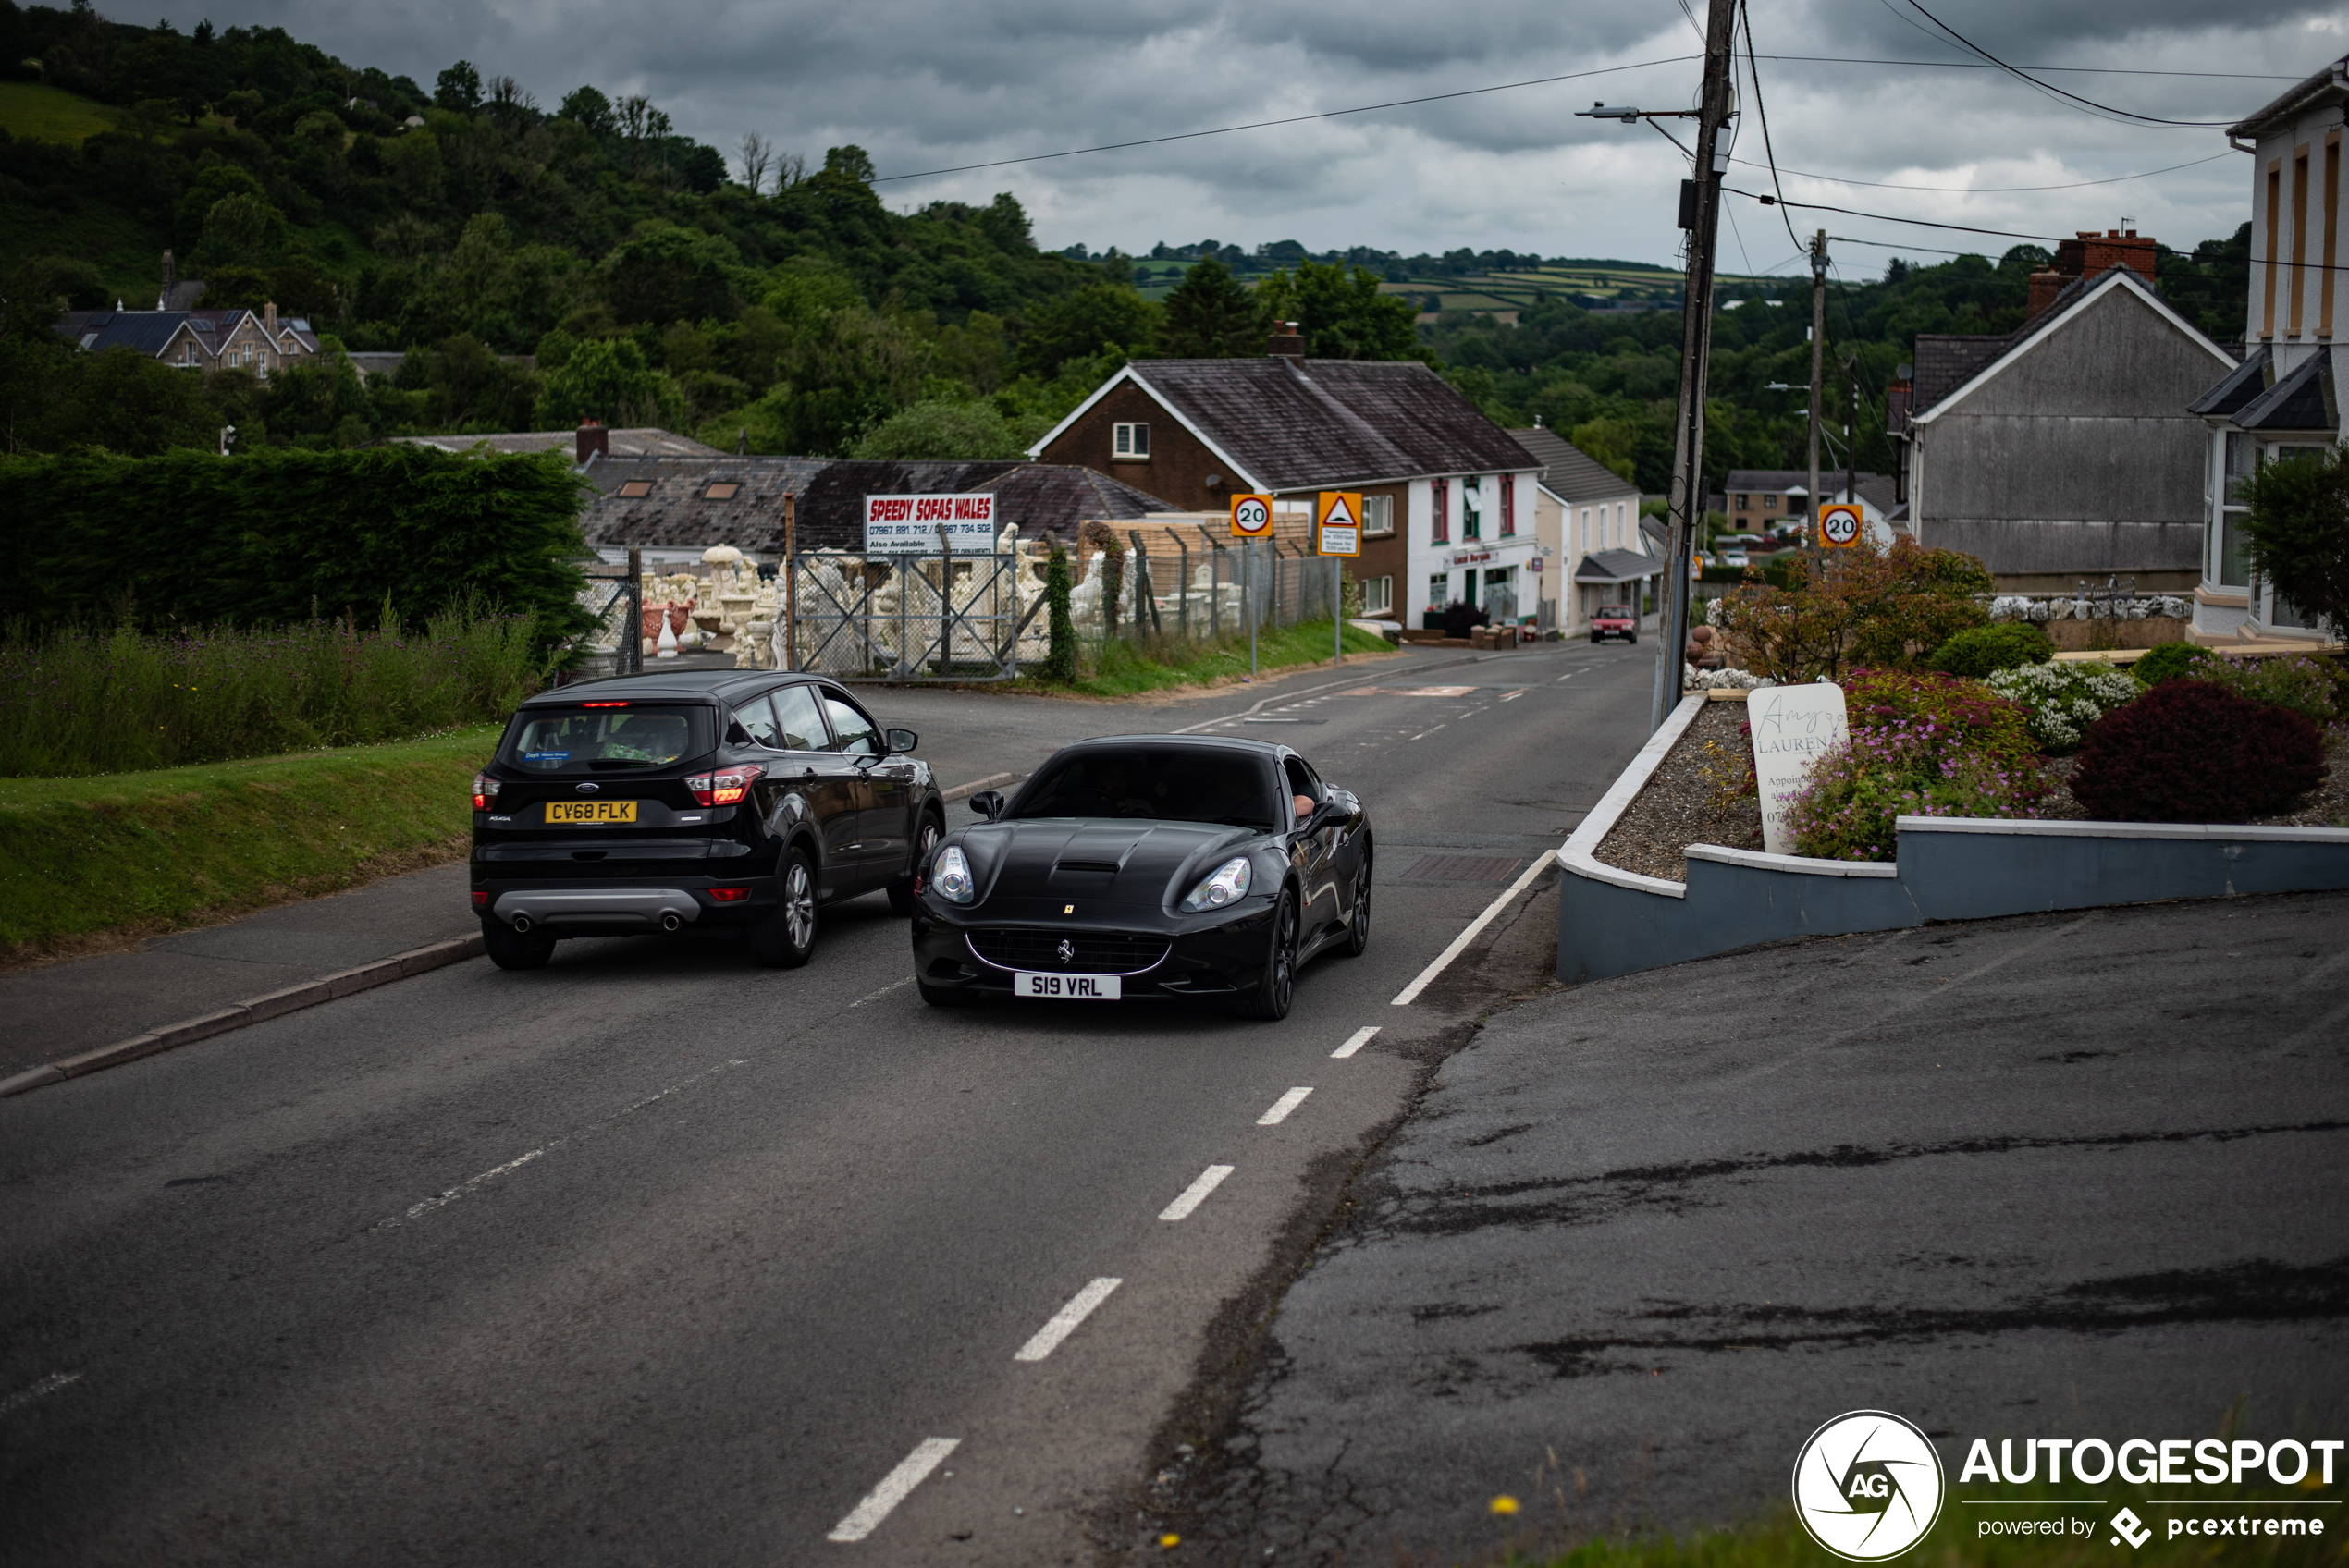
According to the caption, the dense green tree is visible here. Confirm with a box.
[1159,255,1263,358]
[600,222,743,325]
[2241,445,2349,636]
[1256,259,1418,360]
[850,398,1038,460]
[534,336,683,429]
[1016,282,1157,378]
[433,60,483,113]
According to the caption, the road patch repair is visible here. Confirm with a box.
[1157,889,2349,1563]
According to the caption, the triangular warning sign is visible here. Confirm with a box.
[1321,495,1356,528]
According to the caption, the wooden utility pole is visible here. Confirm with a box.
[1808,230,1826,545]
[1651,0,1741,734]
[1845,353,1861,532]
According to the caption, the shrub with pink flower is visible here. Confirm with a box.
[1784,668,2050,862]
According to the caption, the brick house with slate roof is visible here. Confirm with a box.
[1028,333,1542,626]
[1886,239,2233,591]
[2183,51,2347,648]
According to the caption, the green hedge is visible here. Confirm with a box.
[0,445,596,643]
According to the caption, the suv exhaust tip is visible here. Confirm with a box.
[510,913,534,935]
[660,912,683,932]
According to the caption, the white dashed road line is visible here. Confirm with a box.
[1331,1026,1380,1060]
[1,1371,80,1416]
[1256,1087,1313,1125]
[1408,724,1445,741]
[827,1437,960,1543]
[1013,1277,1123,1362]
[1158,1165,1235,1221]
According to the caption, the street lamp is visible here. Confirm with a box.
[219,424,237,458]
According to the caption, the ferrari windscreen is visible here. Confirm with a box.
[1012,747,1279,829]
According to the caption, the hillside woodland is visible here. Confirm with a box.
[0,4,2250,488]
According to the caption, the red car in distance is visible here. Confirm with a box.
[1590,605,1638,644]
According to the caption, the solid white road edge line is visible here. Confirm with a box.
[1331,1026,1380,1060]
[1159,1164,1236,1221]
[1390,852,1555,1007]
[1256,1087,1313,1125]
[1014,1277,1123,1362]
[826,1437,961,1543]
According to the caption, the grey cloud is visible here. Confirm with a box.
[152,0,2341,263]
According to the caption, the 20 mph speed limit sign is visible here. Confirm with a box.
[1817,502,1864,549]
[1230,494,1274,538]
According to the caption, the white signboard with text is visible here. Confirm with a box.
[1747,681,1850,857]
[863,494,999,553]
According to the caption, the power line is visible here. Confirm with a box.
[1752,55,2295,81]
[1736,0,1806,255]
[1893,0,2241,127]
[870,55,1701,181]
[1729,190,2064,243]
[873,50,2287,183]
[1727,149,2233,195]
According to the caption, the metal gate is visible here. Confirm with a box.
[781,550,1044,682]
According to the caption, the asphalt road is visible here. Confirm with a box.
[0,639,1656,1567]
[1165,890,2349,1565]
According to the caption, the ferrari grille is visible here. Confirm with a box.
[967,928,1170,974]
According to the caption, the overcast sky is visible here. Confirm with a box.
[156,0,2344,276]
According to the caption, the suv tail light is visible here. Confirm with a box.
[684,763,764,807]
[473,773,500,811]
[707,886,752,903]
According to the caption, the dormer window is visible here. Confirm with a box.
[618,481,654,498]
[704,482,740,500]
[1113,423,1150,459]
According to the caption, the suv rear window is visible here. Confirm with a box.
[498,704,714,774]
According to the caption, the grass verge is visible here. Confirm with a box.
[1017,618,1400,699]
[0,81,120,142]
[0,725,498,962]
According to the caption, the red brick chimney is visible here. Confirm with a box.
[1267,320,1305,361]
[576,419,609,465]
[2026,228,2156,323]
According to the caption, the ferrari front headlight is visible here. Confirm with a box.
[933,844,976,904]
[1180,855,1252,912]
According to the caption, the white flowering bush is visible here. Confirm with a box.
[1684,665,1774,691]
[1983,661,2144,753]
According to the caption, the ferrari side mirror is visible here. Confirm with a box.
[968,789,1004,822]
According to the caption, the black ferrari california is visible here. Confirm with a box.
[906,736,1371,1019]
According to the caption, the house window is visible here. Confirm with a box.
[1113,423,1150,459]
[1762,493,1777,510]
[1431,478,1449,544]
[1735,494,1750,512]
[704,483,740,500]
[618,480,654,498]
[2218,433,2254,587]
[1359,574,1392,615]
[1499,474,1515,536]
[1428,572,1451,608]
[1462,476,1482,540]
[183,343,197,365]
[1578,508,1590,552]
[1362,495,1395,536]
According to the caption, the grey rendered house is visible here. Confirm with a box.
[1889,234,2236,592]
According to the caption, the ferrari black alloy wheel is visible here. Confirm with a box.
[1342,857,1371,958]
[1234,888,1298,1021]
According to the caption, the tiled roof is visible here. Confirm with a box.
[1120,359,1539,489]
[579,458,1178,552]
[400,428,724,458]
[1574,547,1665,582]
[1724,468,1888,493]
[2232,352,2334,434]
[54,305,320,361]
[2228,51,2349,140]
[1910,334,2016,415]
[2186,345,2273,417]
[1507,427,1639,502]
